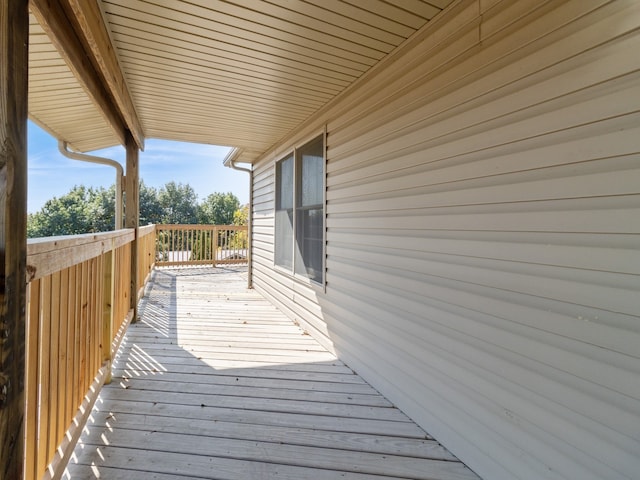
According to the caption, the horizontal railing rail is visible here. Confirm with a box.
[155,224,248,267]
[24,229,142,480]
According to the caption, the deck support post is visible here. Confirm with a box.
[0,0,29,478]
[125,134,139,321]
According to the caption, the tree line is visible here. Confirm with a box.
[28,181,245,238]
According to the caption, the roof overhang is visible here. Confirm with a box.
[27,0,455,161]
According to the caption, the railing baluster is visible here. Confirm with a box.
[186,228,190,262]
[103,249,114,384]
[73,262,82,413]
[196,228,200,261]
[213,226,219,265]
[66,266,75,436]
[65,265,76,428]
[58,268,69,441]
[48,270,61,460]
[37,274,51,477]
[89,258,96,380]
[79,260,87,410]
[24,279,40,480]
[195,228,199,261]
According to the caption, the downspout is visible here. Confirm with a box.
[58,140,124,230]
[223,148,253,288]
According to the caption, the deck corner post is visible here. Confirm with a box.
[125,133,139,322]
[0,0,29,478]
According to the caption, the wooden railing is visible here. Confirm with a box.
[21,224,246,479]
[24,229,140,480]
[155,224,248,267]
[137,224,157,299]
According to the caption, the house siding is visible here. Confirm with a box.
[251,1,640,479]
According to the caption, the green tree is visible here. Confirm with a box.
[233,204,249,226]
[158,181,198,224]
[27,185,115,238]
[28,181,245,237]
[91,184,116,231]
[139,181,163,226]
[199,192,240,225]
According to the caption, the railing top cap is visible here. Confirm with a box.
[27,228,135,257]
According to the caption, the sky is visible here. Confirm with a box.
[27,121,249,213]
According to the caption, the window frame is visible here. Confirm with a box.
[273,130,326,287]
[274,151,294,272]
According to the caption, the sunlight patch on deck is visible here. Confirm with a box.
[65,266,479,480]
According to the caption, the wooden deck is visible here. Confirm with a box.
[65,267,479,480]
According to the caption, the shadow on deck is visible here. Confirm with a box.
[65,266,479,480]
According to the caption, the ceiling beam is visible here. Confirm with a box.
[64,0,144,150]
[29,0,144,150]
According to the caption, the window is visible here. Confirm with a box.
[275,154,294,270]
[275,134,325,284]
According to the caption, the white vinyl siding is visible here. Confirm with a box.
[251,1,640,479]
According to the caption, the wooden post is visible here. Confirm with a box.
[125,134,139,321]
[0,1,29,478]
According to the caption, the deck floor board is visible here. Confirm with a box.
[65,266,479,480]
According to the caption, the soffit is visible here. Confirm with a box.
[28,0,454,158]
[28,13,122,152]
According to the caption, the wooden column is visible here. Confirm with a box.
[125,133,139,321]
[0,1,29,479]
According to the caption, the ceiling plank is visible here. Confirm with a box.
[29,0,129,149]
[65,0,144,149]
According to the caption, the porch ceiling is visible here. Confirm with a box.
[27,0,454,160]
[29,13,123,153]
